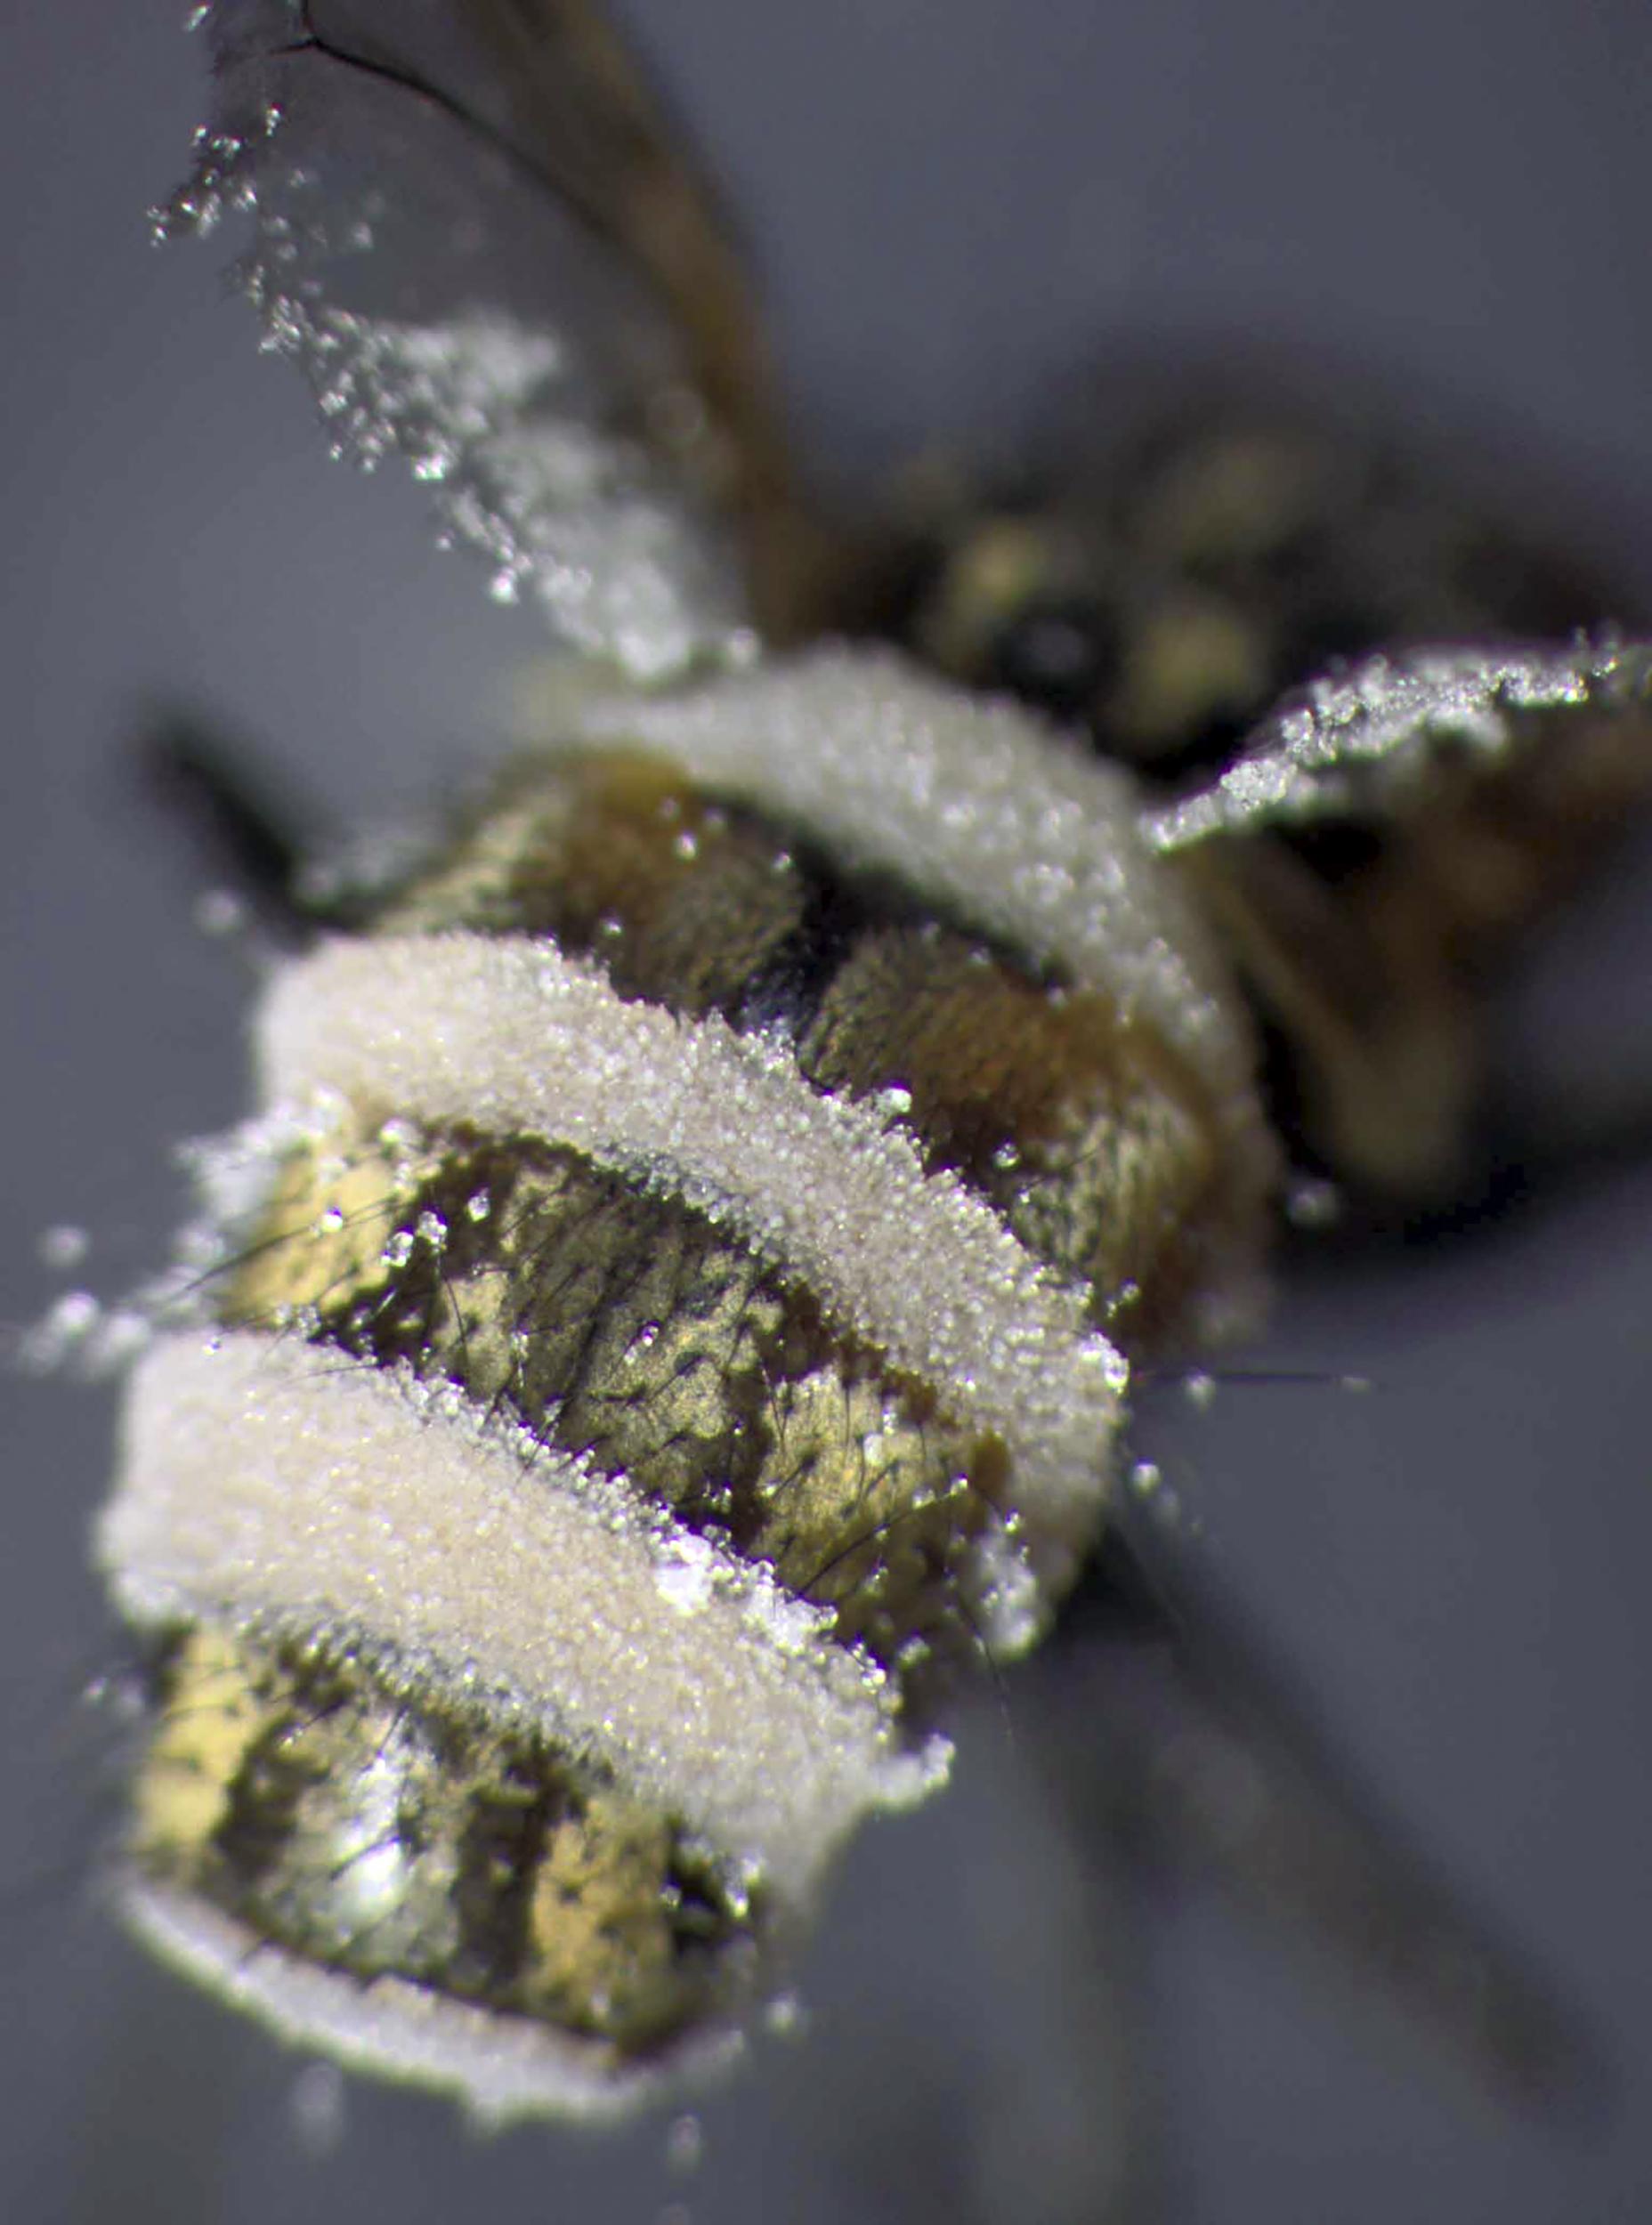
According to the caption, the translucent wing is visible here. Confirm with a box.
[165,0,820,678]
[1137,635,1652,1195]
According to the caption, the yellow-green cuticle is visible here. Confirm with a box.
[374,748,1256,1350]
[223,1122,1012,1675]
[131,1624,759,2059]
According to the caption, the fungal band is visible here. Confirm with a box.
[121,1881,740,2124]
[563,646,1269,1175]
[101,1331,941,1897]
[255,933,1130,1547]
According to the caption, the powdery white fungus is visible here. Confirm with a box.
[21,1295,154,1380]
[256,934,1129,1559]
[741,1588,839,1660]
[122,1882,741,2126]
[102,1332,935,1899]
[763,1991,807,2040]
[563,647,1270,1190]
[664,2112,705,2175]
[288,2060,347,2160]
[194,887,249,939]
[18,1290,101,1372]
[253,296,743,678]
[1140,636,1652,851]
[159,7,752,681]
[655,1533,719,1615]
[1284,1175,1342,1231]
[964,1522,1051,1660]
[160,1103,346,1308]
[37,1223,90,1272]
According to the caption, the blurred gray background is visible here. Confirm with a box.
[4,2,1651,2221]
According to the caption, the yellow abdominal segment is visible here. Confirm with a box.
[132,1624,758,2059]
[225,1123,1011,1672]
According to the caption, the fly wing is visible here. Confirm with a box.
[165,0,822,678]
[1135,635,1652,1197]
[1138,636,1652,855]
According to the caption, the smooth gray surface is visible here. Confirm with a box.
[4,4,1650,2221]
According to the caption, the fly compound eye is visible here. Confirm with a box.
[986,596,1124,725]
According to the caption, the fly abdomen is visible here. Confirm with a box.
[100,651,1270,2116]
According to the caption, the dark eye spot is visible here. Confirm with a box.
[987,598,1122,724]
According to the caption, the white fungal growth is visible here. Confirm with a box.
[256,932,1130,1565]
[562,647,1269,1187]
[101,1332,940,1902]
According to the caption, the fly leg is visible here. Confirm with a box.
[1024,1517,1599,2122]
[134,710,349,948]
